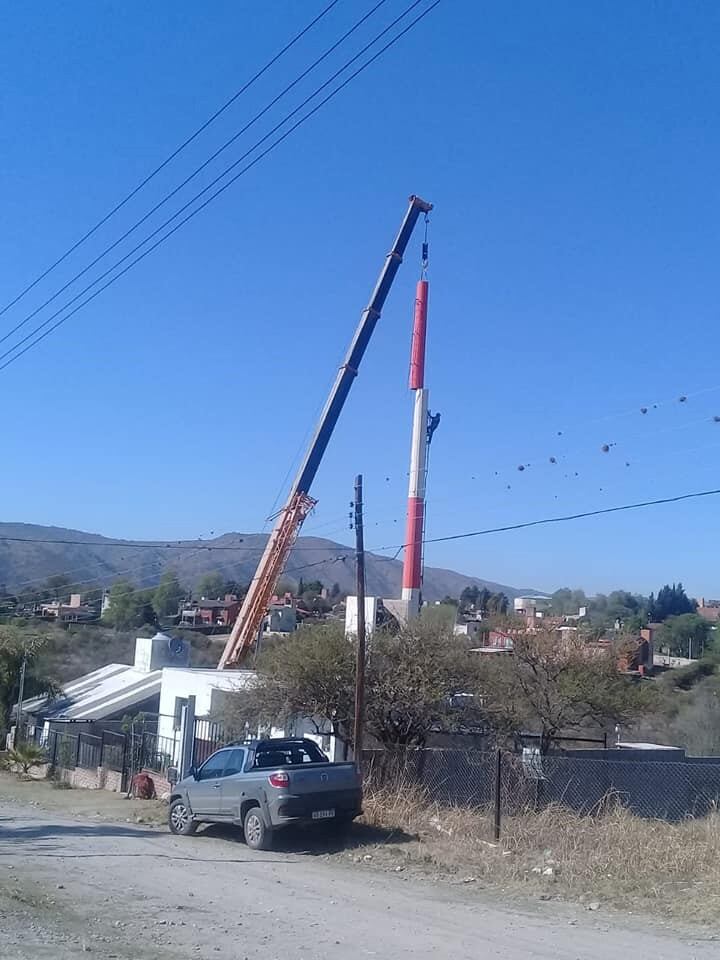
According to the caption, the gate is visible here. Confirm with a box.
[192,717,230,766]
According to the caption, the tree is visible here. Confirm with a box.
[196,571,225,599]
[364,625,485,747]
[102,581,156,630]
[657,613,710,659]
[217,623,486,750]
[648,583,694,622]
[217,625,356,747]
[459,585,481,613]
[550,588,588,616]
[486,592,509,615]
[0,626,61,737]
[152,570,185,620]
[479,629,650,753]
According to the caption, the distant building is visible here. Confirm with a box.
[40,593,96,623]
[697,598,720,623]
[180,595,242,628]
[453,620,484,640]
[513,596,551,620]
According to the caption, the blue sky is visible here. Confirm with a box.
[2,1,720,597]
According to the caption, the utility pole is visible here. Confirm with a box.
[353,474,366,772]
[15,645,28,747]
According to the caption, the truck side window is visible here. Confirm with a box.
[198,751,228,780]
[222,748,245,777]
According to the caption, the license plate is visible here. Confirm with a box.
[312,808,335,820]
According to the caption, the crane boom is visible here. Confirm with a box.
[218,195,433,669]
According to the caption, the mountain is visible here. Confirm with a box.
[0,522,532,602]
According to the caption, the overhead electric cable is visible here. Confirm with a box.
[369,487,720,553]
[0,0,341,321]
[0,0,442,372]
[0,0,392,350]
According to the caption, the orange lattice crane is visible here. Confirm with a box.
[218,195,433,668]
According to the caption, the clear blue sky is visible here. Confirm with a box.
[2,1,720,597]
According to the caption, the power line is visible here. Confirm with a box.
[0,0,341,322]
[0,535,249,550]
[0,0,441,371]
[369,487,720,553]
[2,487,716,604]
[0,0,392,350]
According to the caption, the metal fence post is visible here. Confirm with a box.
[120,733,129,792]
[179,695,196,779]
[493,749,503,841]
[75,733,82,768]
[51,730,58,769]
[99,731,105,768]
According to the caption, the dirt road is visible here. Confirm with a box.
[0,801,716,960]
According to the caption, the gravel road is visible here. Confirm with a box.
[0,802,716,960]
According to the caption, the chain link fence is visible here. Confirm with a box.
[365,748,720,836]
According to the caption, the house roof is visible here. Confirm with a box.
[22,662,162,722]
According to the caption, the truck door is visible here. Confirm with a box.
[192,750,229,814]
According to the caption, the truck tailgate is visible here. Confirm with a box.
[285,762,359,796]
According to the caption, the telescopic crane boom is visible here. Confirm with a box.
[218,195,433,668]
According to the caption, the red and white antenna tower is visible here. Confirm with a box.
[401,220,438,618]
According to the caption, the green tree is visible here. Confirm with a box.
[657,613,710,659]
[152,569,185,620]
[0,626,61,737]
[103,581,156,630]
[486,592,509,615]
[196,571,225,599]
[648,583,695,622]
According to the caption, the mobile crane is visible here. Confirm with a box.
[218,195,433,668]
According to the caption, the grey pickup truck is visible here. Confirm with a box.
[168,737,362,850]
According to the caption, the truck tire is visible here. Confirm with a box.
[169,799,197,836]
[244,807,273,851]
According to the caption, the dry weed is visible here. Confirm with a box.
[360,783,720,923]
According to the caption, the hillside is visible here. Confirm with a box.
[0,522,532,602]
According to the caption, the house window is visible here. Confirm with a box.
[173,696,189,731]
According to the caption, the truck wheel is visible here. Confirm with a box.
[169,799,197,836]
[244,807,273,851]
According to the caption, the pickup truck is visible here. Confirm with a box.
[168,737,362,850]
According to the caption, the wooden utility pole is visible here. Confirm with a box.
[353,474,366,772]
[15,645,27,747]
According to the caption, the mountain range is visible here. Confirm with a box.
[0,522,534,602]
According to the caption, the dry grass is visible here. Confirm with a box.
[360,783,720,923]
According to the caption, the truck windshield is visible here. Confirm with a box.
[254,741,329,767]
